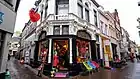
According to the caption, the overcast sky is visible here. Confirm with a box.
[15,0,140,44]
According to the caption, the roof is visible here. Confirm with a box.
[91,0,100,7]
[105,11,115,21]
[98,9,109,20]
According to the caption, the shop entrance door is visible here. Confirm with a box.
[52,39,69,71]
[96,44,100,60]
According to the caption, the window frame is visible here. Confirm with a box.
[100,21,103,33]
[78,3,83,19]
[45,5,48,18]
[53,26,60,35]
[94,9,98,27]
[85,8,90,22]
[105,24,108,35]
[62,25,69,35]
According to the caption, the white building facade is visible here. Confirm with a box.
[21,0,101,76]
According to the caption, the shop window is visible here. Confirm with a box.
[76,39,90,63]
[52,40,69,70]
[62,25,69,35]
[54,26,60,35]
[38,40,49,63]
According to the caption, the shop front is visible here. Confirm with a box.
[100,34,112,67]
[34,30,97,77]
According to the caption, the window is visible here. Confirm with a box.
[4,0,13,7]
[105,24,108,35]
[79,0,82,2]
[94,9,98,27]
[58,4,69,15]
[53,40,69,70]
[45,6,48,18]
[100,21,103,33]
[40,11,43,21]
[76,39,90,61]
[54,26,60,35]
[78,3,83,18]
[62,25,69,35]
[96,35,99,42]
[56,0,69,4]
[56,0,69,15]
[15,44,18,48]
[85,9,89,22]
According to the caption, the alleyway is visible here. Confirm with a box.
[8,58,140,79]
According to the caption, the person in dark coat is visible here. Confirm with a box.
[8,54,11,61]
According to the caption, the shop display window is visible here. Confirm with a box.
[52,40,69,70]
[76,39,90,63]
[38,40,49,63]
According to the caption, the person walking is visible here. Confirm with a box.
[8,54,11,61]
[5,69,11,79]
[37,64,43,77]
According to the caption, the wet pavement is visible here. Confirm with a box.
[8,58,140,79]
[8,57,42,79]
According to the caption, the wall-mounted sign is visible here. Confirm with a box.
[0,12,4,24]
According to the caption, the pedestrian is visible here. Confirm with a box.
[8,53,11,61]
[5,69,11,79]
[37,64,43,77]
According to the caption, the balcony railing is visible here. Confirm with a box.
[54,14,69,20]
[47,13,98,29]
[35,13,100,35]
